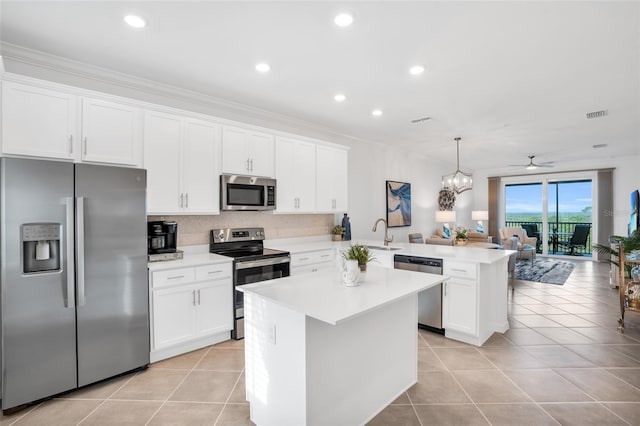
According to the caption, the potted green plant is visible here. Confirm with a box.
[343,243,375,272]
[331,225,345,241]
[593,230,640,278]
[455,227,468,245]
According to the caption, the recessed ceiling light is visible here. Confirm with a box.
[372,109,383,117]
[334,13,354,27]
[409,65,425,75]
[255,63,270,73]
[334,94,346,102]
[124,15,147,28]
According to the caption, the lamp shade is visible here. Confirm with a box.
[472,210,489,221]
[435,210,456,223]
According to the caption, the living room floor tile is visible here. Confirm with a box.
[413,404,488,426]
[554,368,640,402]
[502,369,593,402]
[532,327,596,345]
[601,402,640,425]
[542,314,598,327]
[566,344,640,367]
[478,346,546,369]
[451,370,530,403]
[503,328,556,346]
[146,402,224,426]
[573,327,640,344]
[521,345,594,368]
[432,347,495,370]
[519,304,570,315]
[80,400,162,426]
[169,371,241,403]
[511,315,563,328]
[540,402,628,426]
[606,368,640,388]
[406,371,470,404]
[477,403,558,426]
[367,404,421,426]
[417,348,446,371]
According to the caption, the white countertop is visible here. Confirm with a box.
[148,245,231,271]
[266,238,513,264]
[237,265,447,325]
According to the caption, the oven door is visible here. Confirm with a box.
[233,256,290,339]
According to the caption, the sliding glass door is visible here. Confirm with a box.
[547,180,592,256]
[504,179,593,257]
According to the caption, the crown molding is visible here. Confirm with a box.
[0,42,370,146]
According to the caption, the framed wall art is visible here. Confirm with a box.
[386,180,411,227]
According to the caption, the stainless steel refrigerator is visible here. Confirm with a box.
[0,158,149,410]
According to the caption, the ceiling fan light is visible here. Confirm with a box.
[526,165,537,170]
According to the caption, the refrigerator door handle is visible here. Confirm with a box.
[76,196,86,307]
[65,197,76,308]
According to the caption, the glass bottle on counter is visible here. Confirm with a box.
[342,213,351,241]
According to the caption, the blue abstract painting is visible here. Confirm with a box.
[386,180,411,227]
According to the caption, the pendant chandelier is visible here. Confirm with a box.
[441,137,473,194]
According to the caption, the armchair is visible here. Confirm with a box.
[499,227,537,248]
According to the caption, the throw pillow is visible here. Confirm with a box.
[442,225,451,239]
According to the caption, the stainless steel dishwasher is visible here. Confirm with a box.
[394,254,444,334]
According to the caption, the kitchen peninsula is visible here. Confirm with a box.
[238,265,446,426]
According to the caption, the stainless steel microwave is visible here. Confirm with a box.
[220,174,276,211]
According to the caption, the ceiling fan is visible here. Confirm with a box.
[509,155,555,170]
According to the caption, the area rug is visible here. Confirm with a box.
[515,258,576,285]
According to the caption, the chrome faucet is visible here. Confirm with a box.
[372,218,394,246]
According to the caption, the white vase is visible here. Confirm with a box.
[342,260,360,287]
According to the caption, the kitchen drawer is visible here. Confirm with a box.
[195,262,232,281]
[314,249,334,264]
[152,267,195,288]
[291,252,317,267]
[444,261,477,280]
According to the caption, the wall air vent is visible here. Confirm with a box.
[586,110,608,119]
[410,116,432,124]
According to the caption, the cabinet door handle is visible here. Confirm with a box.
[444,282,447,296]
[451,268,467,273]
[83,137,88,156]
[168,275,185,280]
[68,135,73,154]
[250,158,254,172]
[246,158,250,172]
[208,270,222,275]
[192,290,196,306]
[299,257,310,261]
[180,193,184,208]
[185,193,189,208]
[198,289,201,305]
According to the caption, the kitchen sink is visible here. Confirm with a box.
[367,245,403,251]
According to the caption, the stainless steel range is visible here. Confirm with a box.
[209,227,290,339]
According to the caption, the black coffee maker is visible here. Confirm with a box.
[147,221,178,254]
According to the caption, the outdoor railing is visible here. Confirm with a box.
[504,221,592,256]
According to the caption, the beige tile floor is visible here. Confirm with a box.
[2,260,640,425]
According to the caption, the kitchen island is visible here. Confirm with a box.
[238,265,446,426]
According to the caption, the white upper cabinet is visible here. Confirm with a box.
[144,111,182,213]
[144,110,220,215]
[181,118,221,214]
[316,145,348,213]
[1,80,142,166]
[221,125,275,177]
[1,81,77,160]
[81,97,141,166]
[275,137,316,213]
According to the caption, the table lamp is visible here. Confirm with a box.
[472,210,489,233]
[435,210,456,238]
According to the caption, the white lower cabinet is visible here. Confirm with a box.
[290,249,334,275]
[149,262,233,362]
[442,261,479,338]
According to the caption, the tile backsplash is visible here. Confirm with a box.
[148,212,336,246]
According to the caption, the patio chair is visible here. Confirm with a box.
[408,233,424,244]
[558,224,591,255]
[521,223,541,252]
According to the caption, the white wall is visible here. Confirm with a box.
[339,138,452,243]
[471,155,640,237]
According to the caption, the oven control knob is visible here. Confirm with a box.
[217,231,225,241]
[256,230,263,237]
